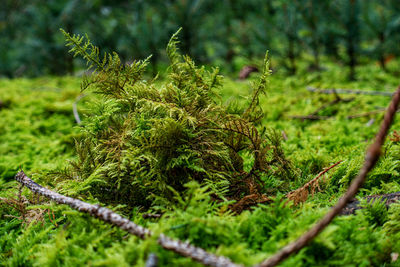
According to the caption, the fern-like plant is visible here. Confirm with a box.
[57,28,294,209]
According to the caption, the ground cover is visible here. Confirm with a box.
[1,53,400,266]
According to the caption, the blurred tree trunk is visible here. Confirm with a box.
[345,0,359,81]
[288,37,297,75]
[64,22,74,75]
[378,32,386,71]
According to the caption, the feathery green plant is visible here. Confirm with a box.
[58,29,293,209]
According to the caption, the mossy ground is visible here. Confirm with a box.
[1,60,400,266]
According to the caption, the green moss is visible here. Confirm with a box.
[1,35,400,266]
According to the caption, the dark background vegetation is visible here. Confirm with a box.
[1,0,400,79]
[2,1,400,266]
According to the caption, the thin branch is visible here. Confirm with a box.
[72,94,86,125]
[289,115,331,121]
[310,97,353,116]
[347,108,385,119]
[142,213,163,219]
[287,161,342,205]
[307,86,394,97]
[256,85,400,267]
[230,194,271,214]
[290,94,353,121]
[347,108,400,119]
[14,171,243,267]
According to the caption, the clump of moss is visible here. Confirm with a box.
[56,29,294,208]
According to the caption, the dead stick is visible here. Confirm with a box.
[287,161,342,201]
[347,108,385,119]
[347,108,400,119]
[307,86,394,96]
[310,95,342,116]
[289,115,331,121]
[291,95,353,121]
[14,171,243,267]
[256,85,400,267]
[301,160,342,189]
[311,97,354,116]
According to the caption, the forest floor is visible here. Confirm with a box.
[1,61,400,266]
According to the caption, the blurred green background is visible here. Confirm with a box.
[1,0,400,79]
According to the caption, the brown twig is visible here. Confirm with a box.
[310,96,353,116]
[287,161,342,205]
[14,171,243,267]
[256,85,400,267]
[347,108,385,119]
[289,115,331,121]
[230,194,271,214]
[347,108,400,119]
[290,94,353,121]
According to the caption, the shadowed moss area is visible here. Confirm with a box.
[1,43,400,265]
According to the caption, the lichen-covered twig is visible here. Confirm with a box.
[72,94,86,125]
[257,85,400,267]
[14,171,243,267]
[307,86,394,96]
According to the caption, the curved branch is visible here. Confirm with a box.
[256,85,400,267]
[72,94,86,125]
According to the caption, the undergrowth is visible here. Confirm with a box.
[0,31,400,266]
[52,29,295,209]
